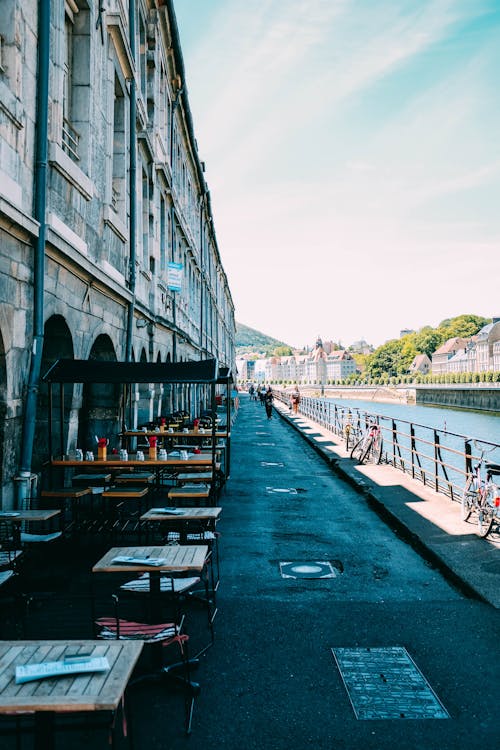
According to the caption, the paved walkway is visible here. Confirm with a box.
[2,396,499,749]
[273,398,500,609]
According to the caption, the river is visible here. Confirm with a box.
[304,396,500,497]
[318,397,499,445]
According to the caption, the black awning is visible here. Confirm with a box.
[217,366,233,384]
[42,358,219,385]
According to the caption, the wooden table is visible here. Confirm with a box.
[0,509,62,544]
[52,457,216,492]
[92,544,208,575]
[121,430,228,439]
[0,639,142,750]
[0,510,60,522]
[52,457,214,469]
[93,544,208,632]
[141,507,221,522]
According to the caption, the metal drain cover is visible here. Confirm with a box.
[257,442,276,447]
[332,647,449,720]
[267,487,297,495]
[261,461,285,467]
[280,561,338,579]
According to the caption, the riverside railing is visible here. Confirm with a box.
[274,390,500,502]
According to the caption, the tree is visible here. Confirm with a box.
[273,345,293,357]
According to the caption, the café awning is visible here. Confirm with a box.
[42,358,219,385]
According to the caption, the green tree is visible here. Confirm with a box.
[273,345,293,356]
[438,314,489,339]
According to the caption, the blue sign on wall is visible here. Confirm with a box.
[167,262,183,292]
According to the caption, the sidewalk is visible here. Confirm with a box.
[273,399,500,609]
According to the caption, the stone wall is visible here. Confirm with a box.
[415,387,500,413]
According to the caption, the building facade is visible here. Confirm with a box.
[0,0,235,505]
[431,321,500,375]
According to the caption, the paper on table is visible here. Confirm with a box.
[111,555,167,566]
[15,656,110,684]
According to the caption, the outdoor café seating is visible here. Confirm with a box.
[96,595,196,734]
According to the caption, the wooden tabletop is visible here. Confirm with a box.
[141,507,222,522]
[122,430,227,438]
[0,640,142,713]
[168,485,211,497]
[101,487,149,498]
[115,472,155,482]
[52,457,213,468]
[41,487,91,498]
[92,544,208,574]
[0,510,61,522]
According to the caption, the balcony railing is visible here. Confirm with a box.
[62,118,80,162]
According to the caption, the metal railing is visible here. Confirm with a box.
[62,118,80,162]
[273,390,500,503]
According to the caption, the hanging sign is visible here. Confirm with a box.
[167,261,183,292]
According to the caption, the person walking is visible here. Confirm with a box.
[290,386,300,414]
[264,386,273,419]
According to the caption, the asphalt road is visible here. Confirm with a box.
[136,395,498,750]
[2,395,498,749]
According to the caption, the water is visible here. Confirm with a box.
[306,397,500,498]
[319,397,499,445]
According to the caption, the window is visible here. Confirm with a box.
[112,73,126,218]
[142,166,149,266]
[138,11,147,101]
[62,1,90,167]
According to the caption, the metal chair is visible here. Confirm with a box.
[95,594,197,734]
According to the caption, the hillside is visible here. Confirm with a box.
[236,322,292,356]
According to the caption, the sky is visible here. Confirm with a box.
[173,0,500,350]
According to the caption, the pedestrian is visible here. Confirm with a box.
[290,386,300,414]
[264,386,273,419]
[249,383,255,400]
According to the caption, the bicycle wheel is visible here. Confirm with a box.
[350,437,365,461]
[370,434,383,464]
[359,438,374,465]
[477,489,495,537]
[461,477,477,521]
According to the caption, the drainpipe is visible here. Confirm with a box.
[169,84,183,365]
[125,0,137,362]
[199,195,205,357]
[16,0,50,507]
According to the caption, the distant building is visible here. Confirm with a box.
[408,354,431,375]
[431,321,500,374]
[431,338,470,374]
[400,328,414,338]
[349,339,373,355]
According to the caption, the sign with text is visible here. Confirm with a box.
[167,261,183,292]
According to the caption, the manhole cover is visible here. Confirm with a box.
[261,461,285,467]
[266,487,298,495]
[331,647,449,720]
[280,561,338,579]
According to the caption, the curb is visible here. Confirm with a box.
[273,402,492,607]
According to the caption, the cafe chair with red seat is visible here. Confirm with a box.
[95,594,197,734]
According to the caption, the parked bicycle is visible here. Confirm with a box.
[461,441,500,538]
[350,420,383,465]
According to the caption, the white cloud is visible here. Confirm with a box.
[175,0,500,347]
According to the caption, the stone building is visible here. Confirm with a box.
[0,0,235,505]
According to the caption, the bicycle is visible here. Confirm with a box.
[461,441,500,538]
[349,420,383,465]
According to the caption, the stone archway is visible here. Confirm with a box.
[78,335,120,452]
[34,315,74,467]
